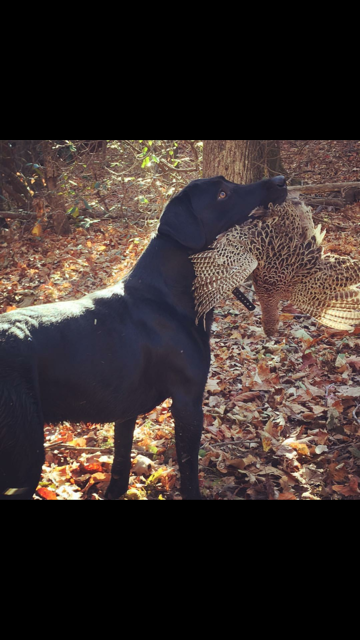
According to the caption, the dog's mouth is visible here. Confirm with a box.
[271,176,287,205]
[273,176,287,189]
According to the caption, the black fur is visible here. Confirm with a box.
[0,175,287,499]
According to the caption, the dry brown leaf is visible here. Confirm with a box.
[206,379,221,393]
[303,380,325,397]
[286,402,306,413]
[201,450,220,467]
[257,361,271,380]
[346,357,360,371]
[234,391,262,402]
[292,371,309,380]
[301,412,316,420]
[311,405,326,415]
[243,454,258,467]
[227,458,246,470]
[337,386,360,398]
[91,472,110,482]
[314,430,329,445]
[328,462,347,482]
[332,476,359,496]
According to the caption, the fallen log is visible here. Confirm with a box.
[288,181,360,194]
[303,198,344,208]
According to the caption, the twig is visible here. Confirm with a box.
[353,404,360,425]
[304,198,344,208]
[44,442,113,452]
[208,440,244,448]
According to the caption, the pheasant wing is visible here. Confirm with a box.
[291,281,360,331]
[191,247,258,324]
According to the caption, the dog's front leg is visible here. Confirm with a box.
[172,398,203,500]
[106,417,137,500]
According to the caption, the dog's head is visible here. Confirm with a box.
[158,175,287,251]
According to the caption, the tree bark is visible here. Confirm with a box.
[203,140,284,184]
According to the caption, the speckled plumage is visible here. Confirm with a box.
[191,199,360,336]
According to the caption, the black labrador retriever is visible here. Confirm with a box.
[0,175,287,499]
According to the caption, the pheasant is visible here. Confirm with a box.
[191,199,360,336]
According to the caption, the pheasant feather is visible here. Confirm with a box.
[191,199,360,336]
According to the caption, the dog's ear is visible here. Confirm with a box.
[158,191,206,250]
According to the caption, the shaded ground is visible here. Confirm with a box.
[1,140,359,499]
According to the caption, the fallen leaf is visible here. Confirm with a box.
[314,430,329,445]
[264,419,282,438]
[347,357,360,371]
[279,313,295,321]
[292,329,312,345]
[315,445,328,454]
[206,379,221,393]
[274,444,297,459]
[243,454,258,467]
[304,380,325,397]
[91,472,110,482]
[227,458,246,470]
[70,437,87,447]
[160,469,177,490]
[37,487,57,500]
[335,354,347,368]
[234,391,262,402]
[257,361,271,380]
[337,386,360,398]
[261,436,272,452]
[327,407,340,430]
[328,462,347,482]
[311,405,326,415]
[287,402,306,413]
[84,462,103,473]
[31,222,43,236]
[287,441,310,456]
[332,477,359,496]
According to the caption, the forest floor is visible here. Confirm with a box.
[1,140,360,500]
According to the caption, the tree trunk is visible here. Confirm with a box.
[203,140,284,184]
[0,140,30,207]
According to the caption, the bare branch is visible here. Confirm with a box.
[288,181,360,194]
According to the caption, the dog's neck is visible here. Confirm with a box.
[123,235,213,333]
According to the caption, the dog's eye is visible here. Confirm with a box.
[218,191,227,199]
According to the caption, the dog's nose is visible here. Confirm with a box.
[272,175,286,187]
